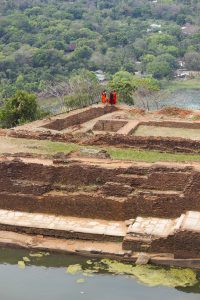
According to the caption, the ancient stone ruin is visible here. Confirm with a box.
[1,105,200,268]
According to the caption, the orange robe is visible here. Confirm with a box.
[101,92,107,104]
[113,92,117,104]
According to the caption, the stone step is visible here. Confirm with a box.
[10,180,51,196]
[180,211,200,232]
[102,182,133,197]
[0,209,127,242]
[133,189,184,197]
[123,215,179,252]
[127,216,177,237]
[116,174,147,186]
[123,212,200,256]
[174,211,200,258]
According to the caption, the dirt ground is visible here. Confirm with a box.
[0,136,78,155]
[133,125,200,140]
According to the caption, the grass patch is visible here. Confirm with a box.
[39,140,79,154]
[1,137,200,163]
[107,147,200,163]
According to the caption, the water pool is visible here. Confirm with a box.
[0,248,200,300]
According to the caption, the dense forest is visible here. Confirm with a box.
[0,0,200,98]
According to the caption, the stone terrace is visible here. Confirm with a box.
[1,105,200,266]
[4,104,200,154]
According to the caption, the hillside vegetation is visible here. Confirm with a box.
[0,0,200,98]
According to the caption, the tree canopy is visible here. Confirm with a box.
[0,0,200,98]
[0,90,44,128]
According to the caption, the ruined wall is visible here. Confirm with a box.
[123,229,200,258]
[139,121,200,129]
[87,134,200,153]
[174,231,200,258]
[9,128,200,154]
[122,234,175,254]
[42,106,117,131]
[0,158,200,221]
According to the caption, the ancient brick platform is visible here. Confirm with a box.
[0,154,200,263]
[5,104,200,153]
[1,105,200,266]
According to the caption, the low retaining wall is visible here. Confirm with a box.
[42,106,118,131]
[139,120,200,129]
[0,157,200,220]
[87,134,200,153]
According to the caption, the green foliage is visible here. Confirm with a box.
[0,0,200,96]
[109,71,136,104]
[0,90,44,128]
[132,77,160,92]
[109,71,160,104]
[147,61,172,79]
[184,51,200,71]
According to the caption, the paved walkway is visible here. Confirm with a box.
[127,211,200,238]
[128,216,176,237]
[0,209,126,238]
[117,120,140,135]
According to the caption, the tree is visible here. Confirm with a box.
[41,70,101,112]
[41,81,70,112]
[65,70,101,109]
[155,53,178,69]
[109,71,136,104]
[72,46,93,60]
[0,90,41,128]
[132,79,167,111]
[147,61,172,79]
[184,51,200,71]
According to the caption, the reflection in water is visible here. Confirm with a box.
[0,247,200,300]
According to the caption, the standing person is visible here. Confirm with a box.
[109,91,114,105]
[101,90,107,105]
[113,90,117,105]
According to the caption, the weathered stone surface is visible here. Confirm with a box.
[136,253,150,265]
[93,120,127,132]
[0,209,126,242]
[79,148,110,159]
[102,182,133,197]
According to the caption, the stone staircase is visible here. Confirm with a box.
[1,157,200,260]
[0,206,199,258]
[123,211,200,258]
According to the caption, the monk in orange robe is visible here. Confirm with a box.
[101,90,107,104]
[113,90,117,105]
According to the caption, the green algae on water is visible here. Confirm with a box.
[66,264,83,275]
[23,256,30,262]
[131,265,198,288]
[99,259,198,288]
[29,252,50,258]
[76,278,85,283]
[64,259,198,288]
[18,260,25,269]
